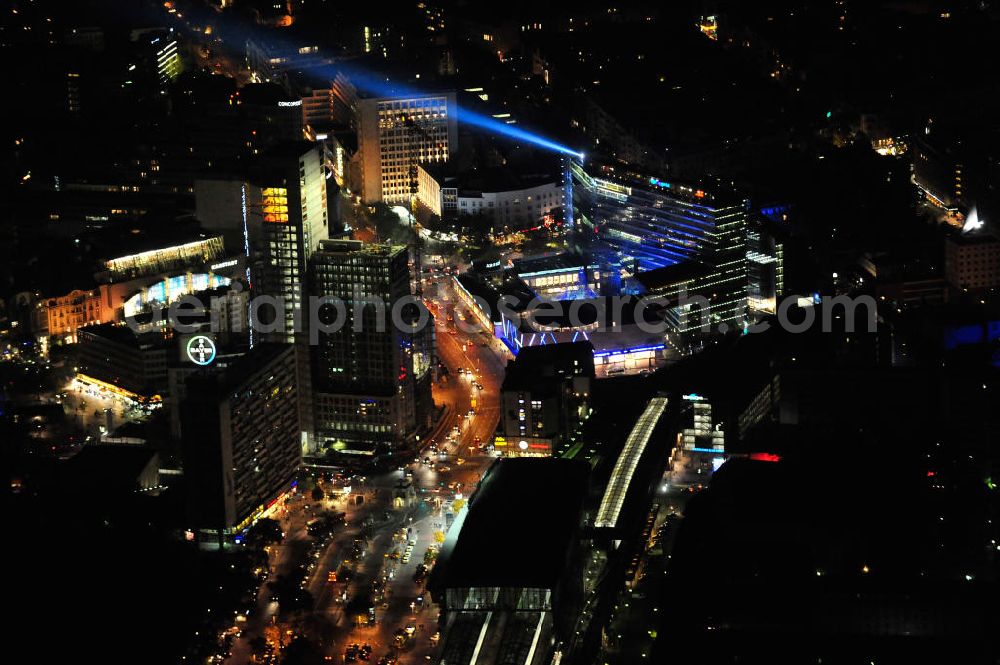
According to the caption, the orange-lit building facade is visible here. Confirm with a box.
[40,285,128,343]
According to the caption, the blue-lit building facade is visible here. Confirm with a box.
[570,159,729,273]
[570,159,780,339]
[122,272,232,318]
[512,253,620,301]
[452,253,670,376]
[452,160,779,370]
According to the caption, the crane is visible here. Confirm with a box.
[393,113,436,297]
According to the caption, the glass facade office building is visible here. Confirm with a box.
[570,159,741,273]
[571,159,779,337]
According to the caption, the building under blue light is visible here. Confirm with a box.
[495,295,670,376]
[570,159,781,340]
[570,159,743,273]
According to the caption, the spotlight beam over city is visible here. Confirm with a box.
[314,61,585,159]
[202,11,584,159]
[453,108,585,159]
[12,2,999,664]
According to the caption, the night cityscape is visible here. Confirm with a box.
[4,1,1000,663]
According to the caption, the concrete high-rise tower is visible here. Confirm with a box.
[309,239,434,457]
[356,93,458,204]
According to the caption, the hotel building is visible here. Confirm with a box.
[356,93,458,204]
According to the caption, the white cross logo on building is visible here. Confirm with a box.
[186,335,217,366]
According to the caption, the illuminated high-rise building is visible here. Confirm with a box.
[309,239,434,456]
[130,28,183,90]
[181,343,301,547]
[234,83,305,148]
[356,92,458,204]
[253,142,329,342]
[945,226,1000,292]
[572,159,779,338]
[252,142,329,453]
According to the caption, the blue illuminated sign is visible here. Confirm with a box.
[592,344,665,358]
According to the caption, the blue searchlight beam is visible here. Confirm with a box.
[455,110,584,158]
[185,6,585,160]
[325,62,584,159]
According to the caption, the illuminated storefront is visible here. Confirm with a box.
[492,435,552,457]
[231,481,298,540]
[104,236,226,280]
[452,275,495,333]
[73,372,162,406]
[592,343,666,376]
[122,272,231,318]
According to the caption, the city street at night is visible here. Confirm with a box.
[7,2,1000,664]
[225,275,505,664]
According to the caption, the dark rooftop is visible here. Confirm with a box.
[455,270,536,318]
[513,251,594,276]
[420,162,561,195]
[78,322,169,349]
[237,82,298,106]
[63,445,158,489]
[946,228,1000,245]
[185,343,294,397]
[82,218,217,264]
[458,166,560,196]
[502,341,595,392]
[259,140,321,161]
[431,458,588,591]
[635,262,711,293]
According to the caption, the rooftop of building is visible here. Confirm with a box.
[78,322,169,349]
[504,295,667,330]
[258,139,322,161]
[946,227,1000,246]
[82,218,219,264]
[459,167,560,196]
[420,162,561,196]
[456,269,553,324]
[316,238,407,257]
[236,81,300,106]
[513,252,595,276]
[580,159,744,208]
[186,343,294,397]
[454,273,505,323]
[634,262,712,293]
[172,70,239,105]
[63,445,158,488]
[105,420,151,441]
[430,457,588,591]
[502,341,595,392]
[351,65,456,101]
